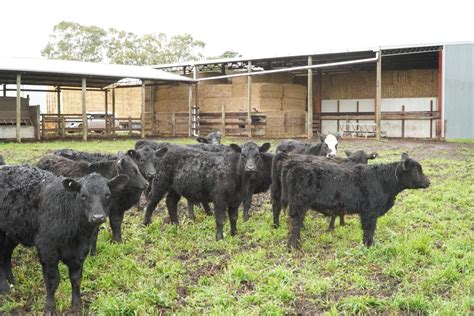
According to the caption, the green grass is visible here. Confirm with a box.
[0,138,473,314]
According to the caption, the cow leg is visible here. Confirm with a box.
[339,212,346,226]
[328,213,336,231]
[287,205,304,251]
[109,209,125,242]
[0,232,11,293]
[186,201,196,221]
[64,258,84,312]
[202,202,212,215]
[2,237,17,284]
[143,181,168,226]
[272,200,282,228]
[243,183,255,222]
[166,191,181,225]
[38,249,60,313]
[214,201,227,241]
[360,214,378,247]
[89,225,100,256]
[228,206,239,236]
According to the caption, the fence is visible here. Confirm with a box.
[40,113,142,139]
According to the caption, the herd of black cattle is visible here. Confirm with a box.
[0,132,430,312]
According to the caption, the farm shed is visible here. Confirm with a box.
[0,57,194,142]
[153,42,473,140]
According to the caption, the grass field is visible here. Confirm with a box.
[0,137,473,314]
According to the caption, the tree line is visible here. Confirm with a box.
[41,21,240,65]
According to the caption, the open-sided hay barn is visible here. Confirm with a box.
[151,42,473,140]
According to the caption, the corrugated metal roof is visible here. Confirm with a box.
[153,42,473,69]
[0,57,194,88]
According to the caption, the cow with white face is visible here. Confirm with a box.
[319,133,340,157]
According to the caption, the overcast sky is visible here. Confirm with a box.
[1,0,473,60]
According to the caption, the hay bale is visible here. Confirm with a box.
[200,98,227,112]
[230,73,294,85]
[200,84,232,98]
[252,98,282,111]
[283,84,307,99]
[154,99,188,112]
[155,86,189,100]
[227,97,247,112]
[282,98,307,111]
[232,83,283,99]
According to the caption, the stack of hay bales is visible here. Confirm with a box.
[154,86,189,113]
[199,84,233,112]
[152,72,308,137]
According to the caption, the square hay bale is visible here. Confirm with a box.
[230,73,294,85]
[252,97,282,111]
[283,84,307,99]
[155,86,190,100]
[284,110,306,135]
[154,99,189,112]
[282,98,307,111]
[200,98,227,112]
[200,84,233,98]
[232,83,283,99]
[226,97,248,112]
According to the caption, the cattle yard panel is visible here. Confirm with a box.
[40,113,142,139]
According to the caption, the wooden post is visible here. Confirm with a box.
[150,85,156,135]
[56,87,61,116]
[141,81,146,138]
[112,88,116,135]
[2,84,6,97]
[35,108,40,140]
[41,114,45,139]
[336,100,340,133]
[82,77,87,141]
[430,100,433,139]
[401,105,405,138]
[375,51,382,141]
[247,61,252,138]
[193,66,200,136]
[104,89,109,135]
[307,56,313,139]
[188,84,193,136]
[61,116,66,138]
[221,103,226,135]
[315,71,322,134]
[437,49,443,139]
[171,112,176,136]
[16,74,21,143]
[128,117,132,136]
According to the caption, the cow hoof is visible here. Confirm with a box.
[0,282,11,294]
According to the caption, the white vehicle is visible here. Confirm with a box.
[66,112,119,130]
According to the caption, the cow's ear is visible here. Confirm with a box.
[196,137,208,144]
[155,147,168,158]
[369,152,378,159]
[335,131,342,141]
[230,144,241,153]
[344,149,352,157]
[318,132,327,143]
[401,153,411,170]
[259,143,271,153]
[63,178,81,193]
[127,149,140,160]
[108,175,129,194]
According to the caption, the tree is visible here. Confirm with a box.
[42,21,236,65]
[41,21,107,62]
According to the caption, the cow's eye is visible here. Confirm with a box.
[105,194,111,200]
[81,194,88,200]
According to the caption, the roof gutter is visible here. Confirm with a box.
[197,53,379,82]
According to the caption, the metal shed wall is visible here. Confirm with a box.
[444,43,474,139]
